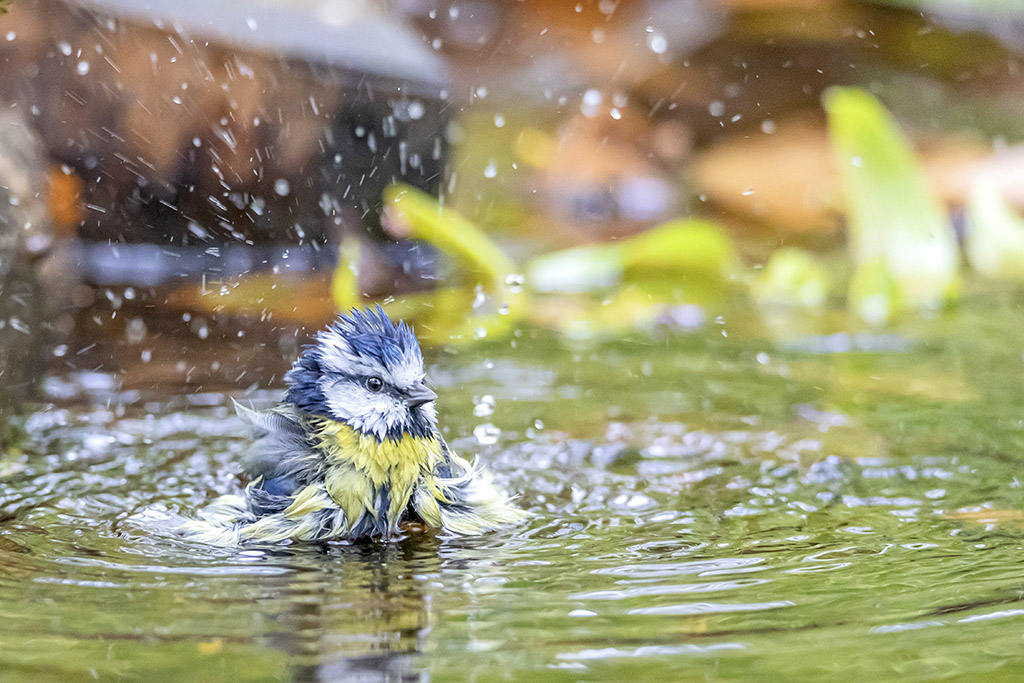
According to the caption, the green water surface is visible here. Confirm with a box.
[3,295,1024,682]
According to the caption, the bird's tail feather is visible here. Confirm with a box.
[178,494,254,546]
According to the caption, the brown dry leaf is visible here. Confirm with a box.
[165,273,336,325]
[46,165,84,234]
[925,141,1024,209]
[692,114,1001,234]
[691,115,841,234]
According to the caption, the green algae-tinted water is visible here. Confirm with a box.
[4,297,1024,682]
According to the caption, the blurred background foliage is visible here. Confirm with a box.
[1,0,1024,397]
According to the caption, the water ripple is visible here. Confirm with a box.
[626,600,795,616]
[571,578,769,601]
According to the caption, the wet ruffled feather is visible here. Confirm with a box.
[182,308,526,545]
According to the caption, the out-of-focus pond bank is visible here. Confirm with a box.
[4,288,1024,681]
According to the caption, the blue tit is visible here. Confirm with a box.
[182,306,527,545]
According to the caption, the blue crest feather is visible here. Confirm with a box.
[332,305,420,366]
[283,306,423,426]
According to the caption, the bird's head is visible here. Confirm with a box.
[284,306,437,441]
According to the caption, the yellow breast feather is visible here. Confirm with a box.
[313,418,442,533]
[312,419,440,480]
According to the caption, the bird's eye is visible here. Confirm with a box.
[365,376,384,393]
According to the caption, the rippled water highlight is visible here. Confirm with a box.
[4,306,1024,681]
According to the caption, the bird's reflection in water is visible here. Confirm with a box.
[251,533,444,683]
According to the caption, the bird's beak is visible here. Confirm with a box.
[405,384,438,407]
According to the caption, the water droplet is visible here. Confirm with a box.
[408,100,425,120]
[742,187,754,196]
[474,395,496,417]
[274,179,290,196]
[494,114,505,128]
[708,100,725,117]
[505,273,525,292]
[581,88,602,118]
[58,41,71,56]
[5,31,16,42]
[245,17,257,31]
[648,33,667,54]
[125,318,147,344]
[474,423,501,445]
[472,286,487,309]
[483,161,498,179]
[76,61,89,75]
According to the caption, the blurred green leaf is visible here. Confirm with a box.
[965,179,1024,281]
[382,184,518,287]
[330,236,363,311]
[525,245,621,293]
[753,248,830,309]
[869,0,1024,15]
[848,259,901,326]
[621,219,738,280]
[527,219,737,294]
[373,184,528,344]
[824,87,959,323]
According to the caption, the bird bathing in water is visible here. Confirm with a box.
[183,306,527,545]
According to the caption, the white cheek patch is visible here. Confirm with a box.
[323,381,406,440]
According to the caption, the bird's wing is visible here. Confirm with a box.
[232,399,322,503]
[411,436,529,534]
[233,398,305,439]
[184,483,352,545]
[236,483,351,543]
